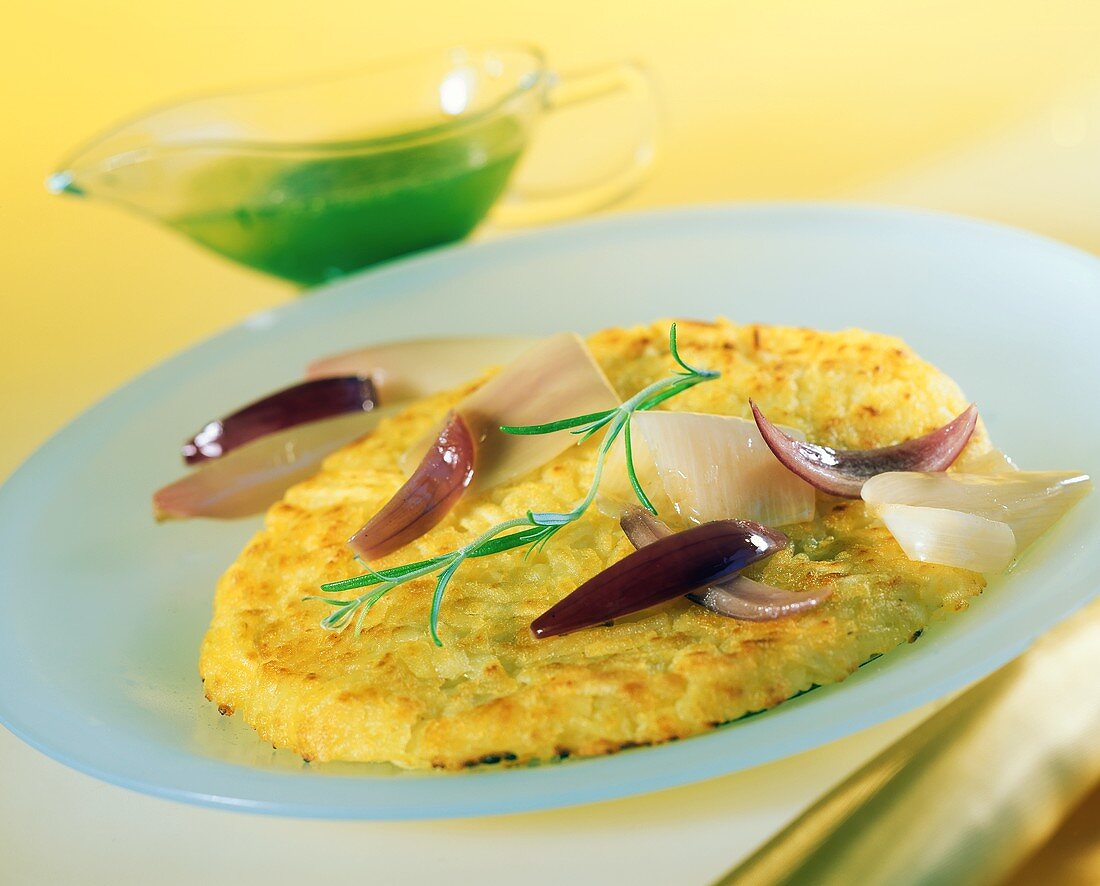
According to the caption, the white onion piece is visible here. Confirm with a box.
[306,336,536,401]
[863,471,1092,551]
[599,412,816,527]
[953,447,1020,474]
[153,407,399,520]
[875,504,1017,573]
[407,333,621,491]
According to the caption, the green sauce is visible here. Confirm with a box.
[170,115,525,286]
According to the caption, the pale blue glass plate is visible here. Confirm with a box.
[1,205,1097,819]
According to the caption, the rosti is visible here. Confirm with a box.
[200,318,992,769]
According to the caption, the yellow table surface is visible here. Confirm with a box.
[3,2,1100,882]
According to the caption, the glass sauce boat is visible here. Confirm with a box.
[48,45,658,287]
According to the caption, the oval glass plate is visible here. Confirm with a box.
[1,205,1097,819]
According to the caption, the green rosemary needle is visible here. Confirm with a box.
[311,323,720,646]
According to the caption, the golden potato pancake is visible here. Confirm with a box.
[200,319,991,769]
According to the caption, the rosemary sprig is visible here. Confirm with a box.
[310,324,719,646]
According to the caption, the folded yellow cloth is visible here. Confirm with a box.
[715,598,1100,886]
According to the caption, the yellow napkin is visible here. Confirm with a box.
[715,598,1100,885]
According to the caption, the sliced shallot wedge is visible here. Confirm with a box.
[531,520,788,638]
[620,507,829,621]
[751,401,979,498]
[154,408,395,520]
[599,412,816,526]
[306,336,536,400]
[348,412,476,561]
[350,333,619,562]
[182,376,376,465]
[404,332,621,490]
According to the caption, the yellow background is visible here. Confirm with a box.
[3,2,1100,877]
[5,1,1100,480]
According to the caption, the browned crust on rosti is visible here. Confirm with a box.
[200,319,989,769]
